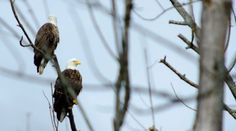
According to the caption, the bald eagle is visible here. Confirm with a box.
[34,16,59,74]
[53,59,82,122]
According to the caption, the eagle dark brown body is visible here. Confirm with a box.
[53,69,82,122]
[34,23,59,74]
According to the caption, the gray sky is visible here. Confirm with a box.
[0,0,236,131]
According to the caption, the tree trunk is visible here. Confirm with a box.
[193,0,231,131]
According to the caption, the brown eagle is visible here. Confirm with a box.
[34,16,59,74]
[53,58,82,122]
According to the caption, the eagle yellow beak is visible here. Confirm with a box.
[74,60,81,65]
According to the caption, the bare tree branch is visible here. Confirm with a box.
[170,0,236,101]
[178,34,199,54]
[160,56,199,88]
[169,20,188,25]
[9,1,80,131]
[114,1,132,131]
[169,0,201,44]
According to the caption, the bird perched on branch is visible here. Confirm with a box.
[34,16,59,74]
[53,58,82,122]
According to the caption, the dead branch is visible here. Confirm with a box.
[169,0,201,44]
[9,1,79,131]
[170,0,236,102]
[160,56,199,88]
[178,34,199,53]
[169,20,188,25]
[224,105,236,119]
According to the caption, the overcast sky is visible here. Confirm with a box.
[0,0,236,131]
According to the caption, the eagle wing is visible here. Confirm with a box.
[53,69,82,122]
[34,23,59,74]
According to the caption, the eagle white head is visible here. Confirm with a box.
[48,16,57,26]
[66,58,81,70]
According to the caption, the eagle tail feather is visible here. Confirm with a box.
[38,58,47,75]
[59,108,67,122]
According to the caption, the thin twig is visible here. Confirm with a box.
[178,34,199,53]
[127,111,148,131]
[10,0,34,45]
[224,104,236,119]
[50,83,59,131]
[42,91,56,131]
[130,93,197,115]
[224,17,231,52]
[169,20,188,25]
[10,0,45,56]
[160,56,199,88]
[19,36,31,47]
[232,8,236,24]
[154,0,164,10]
[132,22,196,61]
[144,48,156,128]
[170,83,196,111]
[133,0,201,21]
[170,0,201,44]
[228,54,236,73]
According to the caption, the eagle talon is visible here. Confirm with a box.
[73,99,78,105]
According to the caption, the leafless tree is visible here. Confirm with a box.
[1,0,236,131]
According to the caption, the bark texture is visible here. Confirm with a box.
[194,0,231,131]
